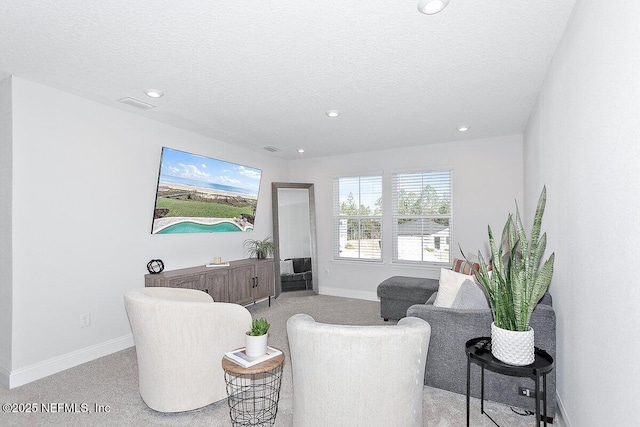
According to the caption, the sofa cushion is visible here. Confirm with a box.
[426,292,438,305]
[280,260,294,275]
[434,268,473,308]
[450,279,490,310]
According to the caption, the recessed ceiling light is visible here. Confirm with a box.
[457,125,470,132]
[144,88,164,98]
[417,0,450,15]
[297,148,305,153]
[326,110,340,118]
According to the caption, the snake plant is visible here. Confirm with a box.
[473,187,555,332]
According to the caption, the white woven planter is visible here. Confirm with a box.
[245,332,268,357]
[491,322,534,366]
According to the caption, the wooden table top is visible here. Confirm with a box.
[222,349,285,375]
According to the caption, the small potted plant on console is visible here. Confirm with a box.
[245,318,270,357]
[244,237,276,260]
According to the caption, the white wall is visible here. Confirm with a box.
[277,189,311,259]
[0,77,13,387]
[8,77,288,387]
[523,1,640,425]
[288,135,524,300]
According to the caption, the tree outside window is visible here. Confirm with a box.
[333,176,382,260]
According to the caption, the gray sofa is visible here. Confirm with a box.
[407,291,556,420]
[377,275,556,420]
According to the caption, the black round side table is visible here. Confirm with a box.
[465,337,554,427]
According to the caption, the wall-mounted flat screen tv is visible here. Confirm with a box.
[151,147,262,234]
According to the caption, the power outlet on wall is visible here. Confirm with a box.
[80,312,91,328]
[518,387,536,398]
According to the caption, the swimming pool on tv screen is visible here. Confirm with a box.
[157,221,245,234]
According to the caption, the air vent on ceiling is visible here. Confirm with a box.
[262,145,281,152]
[118,97,156,110]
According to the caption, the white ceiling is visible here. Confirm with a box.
[0,1,576,160]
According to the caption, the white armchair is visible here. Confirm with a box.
[123,287,252,412]
[286,314,431,427]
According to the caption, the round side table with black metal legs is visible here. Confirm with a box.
[466,337,554,427]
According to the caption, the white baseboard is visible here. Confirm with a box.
[8,334,134,389]
[319,286,379,302]
[555,390,572,427]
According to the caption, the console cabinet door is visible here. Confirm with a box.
[254,261,275,301]
[229,264,255,305]
[167,274,204,290]
[205,269,229,302]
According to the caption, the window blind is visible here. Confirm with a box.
[392,170,452,264]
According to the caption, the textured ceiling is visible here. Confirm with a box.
[0,1,576,159]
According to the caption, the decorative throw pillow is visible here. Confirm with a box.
[280,260,294,275]
[452,258,480,275]
[451,279,490,310]
[434,268,474,308]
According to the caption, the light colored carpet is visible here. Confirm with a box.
[0,291,554,426]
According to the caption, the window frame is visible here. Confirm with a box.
[333,174,383,262]
[391,168,453,266]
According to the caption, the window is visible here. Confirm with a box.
[392,170,452,264]
[333,175,382,260]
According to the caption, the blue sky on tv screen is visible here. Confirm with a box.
[158,148,262,197]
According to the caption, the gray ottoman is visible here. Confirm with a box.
[377,276,439,321]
